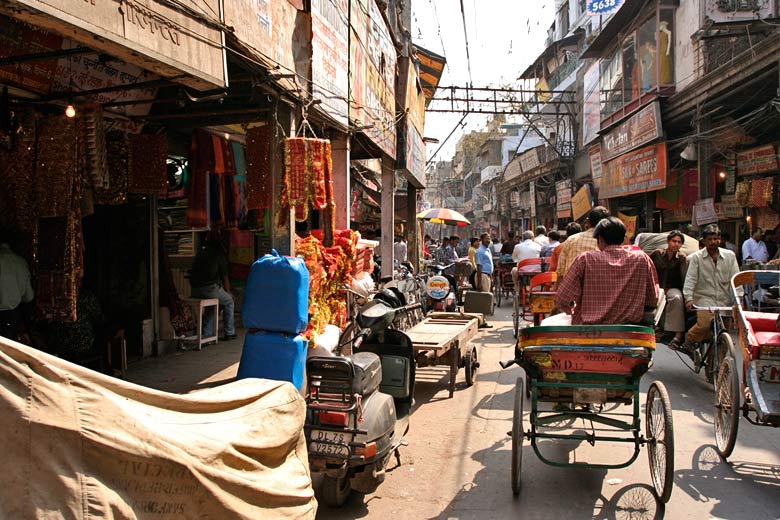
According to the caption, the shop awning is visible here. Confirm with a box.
[413,44,446,106]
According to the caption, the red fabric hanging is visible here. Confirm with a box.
[128,134,167,194]
[246,125,272,210]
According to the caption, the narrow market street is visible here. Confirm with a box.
[128,304,780,520]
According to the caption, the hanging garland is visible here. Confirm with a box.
[279,137,335,238]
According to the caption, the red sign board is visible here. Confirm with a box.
[0,17,62,93]
[600,143,668,199]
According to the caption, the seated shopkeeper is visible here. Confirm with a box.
[543,217,659,326]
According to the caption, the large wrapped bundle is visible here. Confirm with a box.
[0,337,317,519]
[242,249,309,333]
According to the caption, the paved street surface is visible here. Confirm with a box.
[127,306,780,520]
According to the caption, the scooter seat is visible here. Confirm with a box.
[352,352,382,396]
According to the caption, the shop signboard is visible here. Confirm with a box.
[587,0,626,16]
[601,102,662,163]
[405,123,425,186]
[504,157,522,182]
[311,0,349,127]
[556,180,572,219]
[529,181,536,218]
[2,0,226,89]
[518,191,531,210]
[665,207,692,223]
[571,185,593,221]
[718,194,743,219]
[519,146,543,173]
[582,61,601,146]
[694,198,718,225]
[588,144,603,187]
[0,17,62,93]
[226,0,302,92]
[600,142,668,199]
[349,0,396,158]
[705,0,777,23]
[737,144,778,176]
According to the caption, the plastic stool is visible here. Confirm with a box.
[183,298,219,350]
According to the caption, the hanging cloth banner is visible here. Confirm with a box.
[617,212,637,240]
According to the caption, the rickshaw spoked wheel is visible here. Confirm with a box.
[646,381,674,503]
[511,376,524,495]
[714,355,740,459]
[512,292,520,338]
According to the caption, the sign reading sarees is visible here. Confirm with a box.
[349,0,396,158]
[600,143,668,199]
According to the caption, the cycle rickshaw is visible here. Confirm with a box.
[500,323,675,502]
[714,270,780,459]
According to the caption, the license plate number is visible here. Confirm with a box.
[309,442,350,457]
[311,429,348,444]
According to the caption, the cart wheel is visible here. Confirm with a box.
[320,474,352,507]
[465,346,479,386]
[714,355,740,459]
[511,376,524,495]
[646,381,674,503]
[513,292,520,338]
[495,278,503,307]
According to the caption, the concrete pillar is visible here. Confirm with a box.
[331,132,351,230]
[407,185,419,271]
[381,159,395,278]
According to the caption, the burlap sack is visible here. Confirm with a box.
[0,336,317,519]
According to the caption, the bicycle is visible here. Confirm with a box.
[675,305,736,385]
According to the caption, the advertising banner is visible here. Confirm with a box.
[556,180,572,218]
[601,102,662,162]
[694,198,718,225]
[588,144,603,187]
[349,0,396,157]
[582,61,601,146]
[618,211,637,239]
[312,0,349,126]
[600,142,667,199]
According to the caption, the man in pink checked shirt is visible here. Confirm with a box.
[548,216,659,326]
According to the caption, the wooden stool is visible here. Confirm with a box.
[183,298,219,350]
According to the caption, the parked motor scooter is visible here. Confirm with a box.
[305,299,416,507]
[424,263,458,312]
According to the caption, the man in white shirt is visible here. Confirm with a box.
[512,230,542,291]
[534,225,549,247]
[0,231,34,341]
[393,235,408,266]
[742,227,769,263]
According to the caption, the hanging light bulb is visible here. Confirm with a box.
[719,171,726,179]
[224,132,230,140]
[65,101,76,118]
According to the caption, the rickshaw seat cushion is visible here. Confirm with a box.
[743,311,780,333]
[753,332,780,348]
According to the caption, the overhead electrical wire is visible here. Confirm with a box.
[459,0,473,87]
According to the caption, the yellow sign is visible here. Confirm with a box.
[618,212,637,239]
[571,185,593,221]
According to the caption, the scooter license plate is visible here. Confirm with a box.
[309,430,350,457]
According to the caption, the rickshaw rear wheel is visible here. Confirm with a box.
[513,292,520,338]
[646,381,674,503]
[714,355,740,459]
[511,376,524,495]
